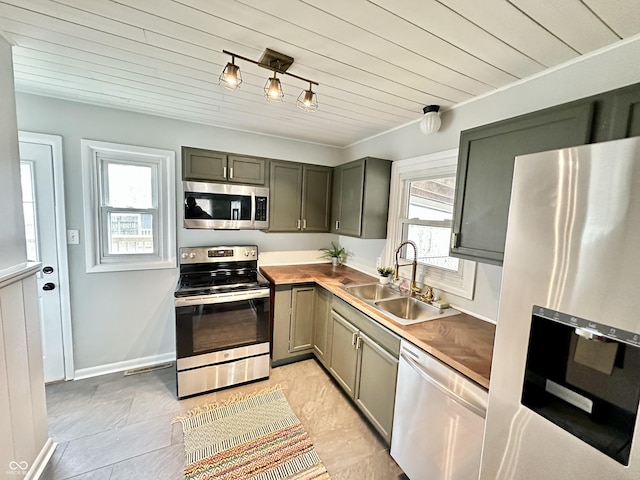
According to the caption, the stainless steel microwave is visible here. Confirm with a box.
[183,181,269,230]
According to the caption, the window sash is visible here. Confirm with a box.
[399,218,460,273]
[99,207,159,260]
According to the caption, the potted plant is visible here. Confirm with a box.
[377,266,395,284]
[320,242,349,266]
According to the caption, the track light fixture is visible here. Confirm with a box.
[419,105,442,135]
[220,48,319,111]
[219,55,242,90]
[264,72,284,102]
[297,82,318,112]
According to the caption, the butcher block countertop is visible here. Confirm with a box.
[259,263,495,390]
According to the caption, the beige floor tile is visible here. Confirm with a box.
[45,359,402,479]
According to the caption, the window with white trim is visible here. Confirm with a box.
[385,149,476,299]
[82,140,176,272]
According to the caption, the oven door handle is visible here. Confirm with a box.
[175,288,270,307]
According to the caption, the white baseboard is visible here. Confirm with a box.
[25,438,56,480]
[74,352,176,380]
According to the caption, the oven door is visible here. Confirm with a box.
[175,289,270,370]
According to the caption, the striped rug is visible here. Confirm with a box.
[174,387,330,480]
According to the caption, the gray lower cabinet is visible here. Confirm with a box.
[312,287,332,365]
[328,311,359,396]
[355,331,398,442]
[272,284,315,365]
[328,297,400,444]
[182,146,266,185]
[331,157,391,238]
[269,160,332,232]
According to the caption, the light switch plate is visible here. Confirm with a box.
[67,229,79,244]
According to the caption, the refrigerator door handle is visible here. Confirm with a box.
[401,352,486,418]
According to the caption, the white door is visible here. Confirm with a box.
[19,133,72,383]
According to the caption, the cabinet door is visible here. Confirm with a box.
[290,286,315,353]
[182,147,227,182]
[608,84,640,140]
[452,101,594,265]
[355,331,399,444]
[313,287,332,364]
[336,160,365,236]
[268,161,303,232]
[328,311,359,397]
[227,155,266,185]
[301,165,332,232]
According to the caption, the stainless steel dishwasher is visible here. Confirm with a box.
[391,340,488,480]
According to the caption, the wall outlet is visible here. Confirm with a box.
[67,229,79,245]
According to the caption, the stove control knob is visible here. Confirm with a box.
[244,250,251,257]
[250,250,257,257]
[181,252,188,259]
[188,252,197,259]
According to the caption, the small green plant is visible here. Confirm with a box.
[377,266,395,277]
[319,242,349,260]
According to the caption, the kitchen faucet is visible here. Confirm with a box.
[394,240,420,296]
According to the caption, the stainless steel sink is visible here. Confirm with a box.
[373,296,459,325]
[343,282,400,302]
[343,282,459,325]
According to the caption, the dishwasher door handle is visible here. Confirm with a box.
[401,352,486,419]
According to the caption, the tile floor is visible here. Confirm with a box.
[41,359,404,479]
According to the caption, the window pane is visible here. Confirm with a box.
[107,163,153,208]
[404,176,458,272]
[20,162,38,262]
[408,178,455,220]
[107,212,154,254]
[406,224,459,271]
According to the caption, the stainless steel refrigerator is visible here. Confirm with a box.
[480,136,640,479]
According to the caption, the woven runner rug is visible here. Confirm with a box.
[174,387,330,480]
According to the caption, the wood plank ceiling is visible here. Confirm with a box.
[1,0,639,147]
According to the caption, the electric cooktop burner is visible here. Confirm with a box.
[174,245,269,298]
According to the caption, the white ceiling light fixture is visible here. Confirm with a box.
[419,105,442,135]
[220,48,319,111]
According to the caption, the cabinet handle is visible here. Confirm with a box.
[352,332,358,346]
[296,219,301,230]
[302,219,307,230]
[229,167,234,179]
[223,166,227,178]
[335,220,340,230]
[356,336,362,350]
[450,232,459,249]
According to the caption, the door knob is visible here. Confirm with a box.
[43,282,56,291]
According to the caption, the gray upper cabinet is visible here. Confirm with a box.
[603,83,640,140]
[451,101,595,265]
[268,160,332,233]
[331,157,391,239]
[182,146,266,185]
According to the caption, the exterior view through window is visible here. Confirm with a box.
[101,161,156,256]
[402,177,459,272]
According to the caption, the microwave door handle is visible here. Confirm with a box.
[251,191,256,226]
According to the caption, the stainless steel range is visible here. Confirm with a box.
[174,245,270,398]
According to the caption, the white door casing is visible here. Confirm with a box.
[19,131,73,382]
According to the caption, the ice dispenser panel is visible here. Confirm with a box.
[522,306,640,465]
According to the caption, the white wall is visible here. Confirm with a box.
[0,36,50,478]
[15,94,343,373]
[0,37,26,273]
[344,35,640,322]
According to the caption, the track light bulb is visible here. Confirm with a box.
[264,74,284,102]
[219,61,242,90]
